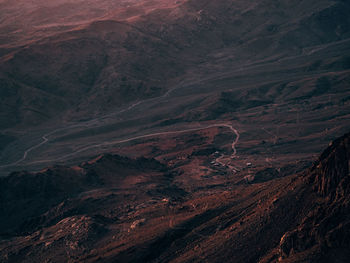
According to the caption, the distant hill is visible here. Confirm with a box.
[1,0,349,129]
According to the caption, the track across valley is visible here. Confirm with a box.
[21,123,239,166]
[1,38,347,171]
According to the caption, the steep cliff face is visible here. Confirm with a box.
[277,132,350,262]
[312,133,350,198]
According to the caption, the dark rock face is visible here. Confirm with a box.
[278,132,350,262]
[312,133,350,198]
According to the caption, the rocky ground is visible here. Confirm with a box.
[0,0,350,262]
[0,131,349,262]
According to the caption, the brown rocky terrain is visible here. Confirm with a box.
[0,129,349,263]
[0,0,350,262]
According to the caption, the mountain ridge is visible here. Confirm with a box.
[0,132,349,262]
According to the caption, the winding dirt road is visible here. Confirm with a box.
[19,123,239,166]
[0,81,187,168]
[0,69,240,169]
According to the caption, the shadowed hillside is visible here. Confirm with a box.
[0,1,350,262]
[0,131,349,262]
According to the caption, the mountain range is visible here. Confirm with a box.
[0,0,349,262]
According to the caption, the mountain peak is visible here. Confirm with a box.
[311,132,350,198]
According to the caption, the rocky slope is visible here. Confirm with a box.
[1,0,349,128]
[273,132,350,262]
[0,154,167,238]
[0,132,349,262]
[0,1,349,261]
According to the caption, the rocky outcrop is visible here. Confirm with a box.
[312,132,350,198]
[278,132,350,262]
[0,154,166,238]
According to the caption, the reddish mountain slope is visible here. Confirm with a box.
[0,132,349,262]
[1,0,349,129]
[0,1,349,261]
